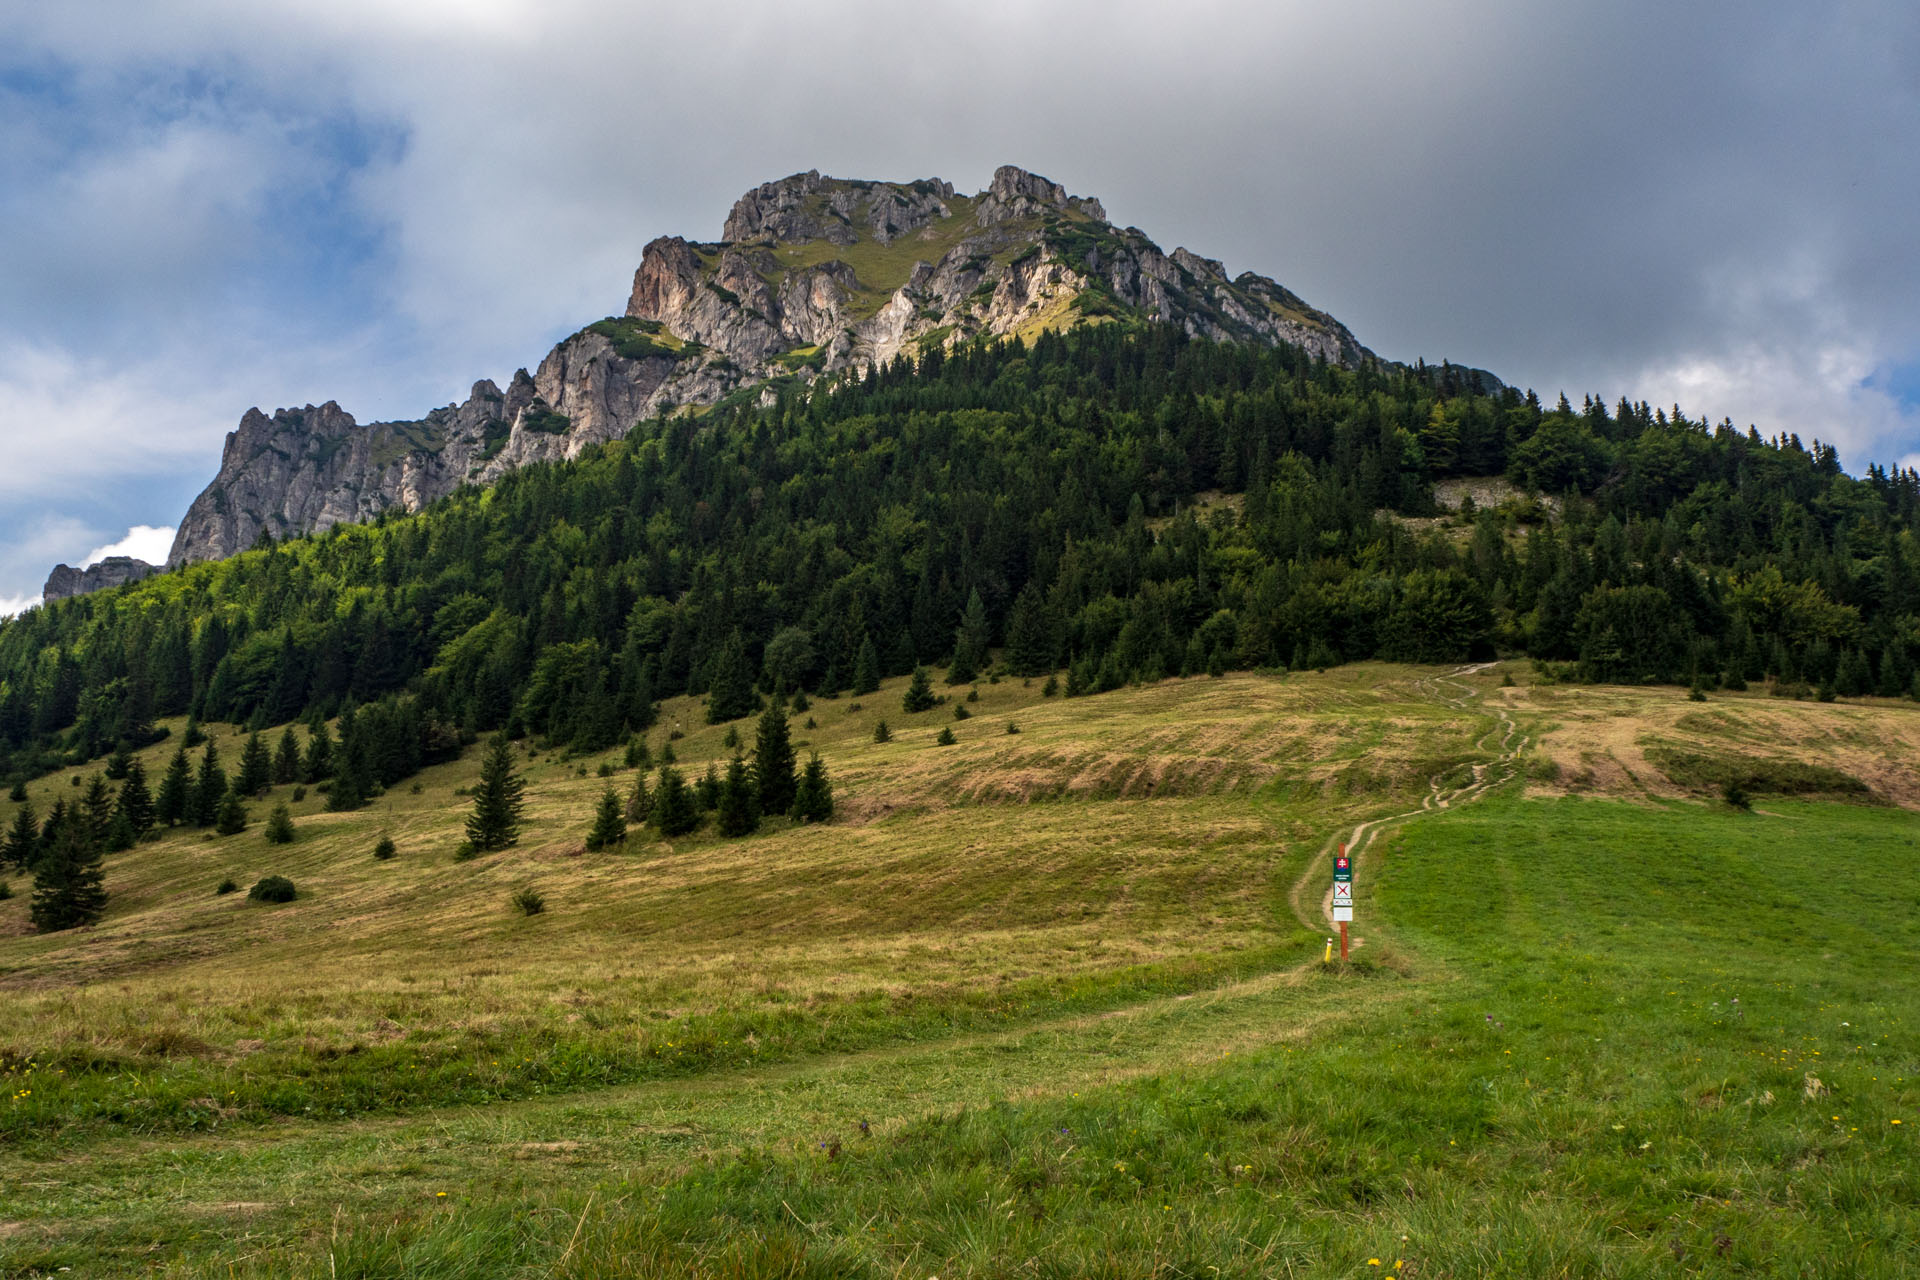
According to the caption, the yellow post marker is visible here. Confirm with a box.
[1324,937,1334,964]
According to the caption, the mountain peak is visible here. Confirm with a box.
[162,164,1387,567]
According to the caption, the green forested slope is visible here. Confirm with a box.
[2,323,1917,789]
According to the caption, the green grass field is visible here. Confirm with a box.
[2,666,1917,1276]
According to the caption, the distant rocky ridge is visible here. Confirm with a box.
[44,557,158,603]
[161,164,1455,568]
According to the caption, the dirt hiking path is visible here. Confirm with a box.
[1287,664,1528,950]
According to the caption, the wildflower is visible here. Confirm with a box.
[1368,1261,1381,1268]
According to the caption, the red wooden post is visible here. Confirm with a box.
[1339,920,1348,961]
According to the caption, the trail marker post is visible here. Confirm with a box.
[1332,841,1353,960]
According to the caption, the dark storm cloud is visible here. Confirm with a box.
[2,0,1916,606]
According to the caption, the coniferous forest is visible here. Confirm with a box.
[3,323,1917,795]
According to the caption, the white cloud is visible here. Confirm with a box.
[1630,341,1920,471]
[0,343,237,498]
[0,595,40,620]
[82,525,176,568]
[0,0,1917,573]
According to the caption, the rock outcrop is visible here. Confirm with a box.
[166,163,1461,567]
[44,557,158,603]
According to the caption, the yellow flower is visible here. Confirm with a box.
[1368,1262,1381,1268]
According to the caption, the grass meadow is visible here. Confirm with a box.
[2,665,1917,1276]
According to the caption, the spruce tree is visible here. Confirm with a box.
[81,775,116,849]
[752,697,797,817]
[106,809,137,852]
[948,588,989,684]
[273,726,301,785]
[1005,583,1057,677]
[705,630,762,724]
[625,772,653,824]
[302,720,334,782]
[117,759,155,836]
[237,731,272,797]
[902,665,937,713]
[264,803,295,844]
[39,800,72,861]
[156,745,191,826]
[586,786,626,851]
[2,798,37,871]
[105,745,134,780]
[697,761,722,811]
[650,765,700,837]
[716,755,761,837]
[466,734,526,852]
[191,743,227,827]
[29,811,107,931]
[851,635,881,695]
[791,752,834,823]
[215,794,249,836]
[183,715,206,748]
[328,710,375,812]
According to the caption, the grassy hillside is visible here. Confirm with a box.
[3,665,1918,1276]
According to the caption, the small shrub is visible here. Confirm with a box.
[667,728,684,741]
[511,886,546,916]
[373,835,397,860]
[1723,781,1752,811]
[453,840,478,862]
[215,877,238,895]
[291,785,307,802]
[790,690,810,711]
[247,875,296,903]
[7,781,25,802]
[953,704,970,720]
[873,720,892,743]
[723,726,740,750]
[848,702,862,713]
[598,762,614,777]
[1041,674,1059,698]
[263,803,295,845]
[0,880,10,901]
[1006,722,1020,734]
[410,781,423,794]
[936,726,957,745]
[966,687,980,702]
[805,717,817,730]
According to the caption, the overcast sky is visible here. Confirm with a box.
[2,0,1917,613]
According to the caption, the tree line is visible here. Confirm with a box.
[2,322,1916,790]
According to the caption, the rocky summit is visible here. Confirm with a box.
[166,165,1382,567]
[42,556,158,603]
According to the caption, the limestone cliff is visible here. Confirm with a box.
[167,164,1432,566]
[43,557,159,603]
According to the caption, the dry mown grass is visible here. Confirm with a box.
[0,665,1484,1071]
[1508,680,1920,806]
